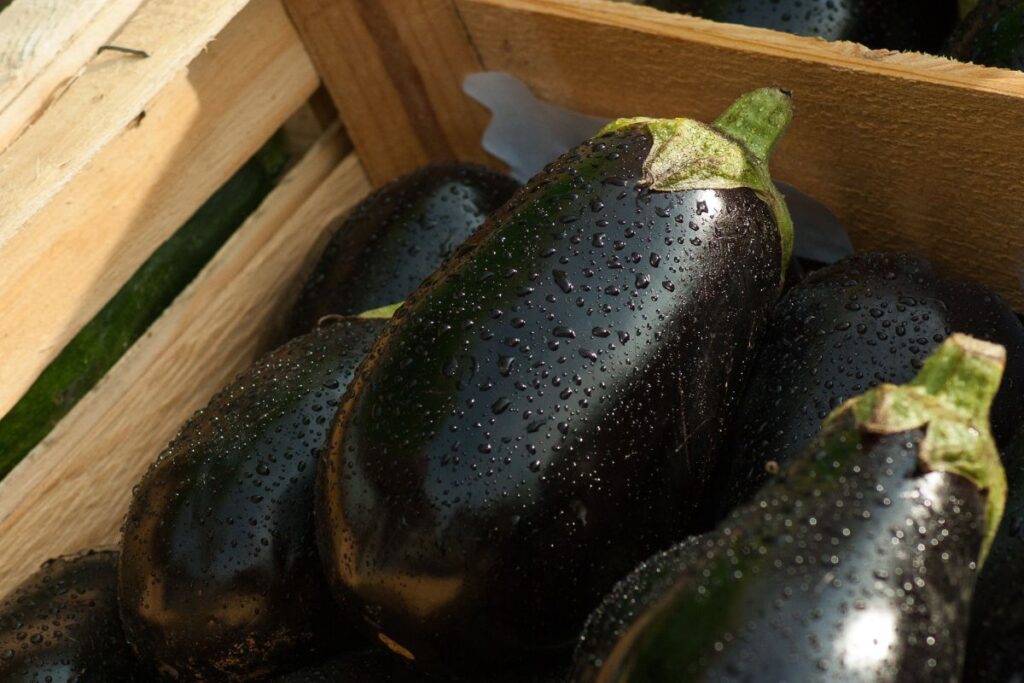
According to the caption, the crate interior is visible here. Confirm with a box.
[1,0,1023,596]
[292,0,1024,309]
[0,0,370,595]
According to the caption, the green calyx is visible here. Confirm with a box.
[355,301,404,320]
[960,0,979,18]
[599,88,794,280]
[826,334,1007,564]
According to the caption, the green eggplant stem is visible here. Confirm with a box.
[355,301,404,320]
[712,87,793,163]
[838,333,1007,564]
[597,88,795,278]
[910,333,1005,424]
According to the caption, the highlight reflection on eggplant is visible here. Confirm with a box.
[119,317,388,681]
[318,88,795,672]
[573,335,1007,682]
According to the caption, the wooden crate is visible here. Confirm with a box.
[0,0,1022,596]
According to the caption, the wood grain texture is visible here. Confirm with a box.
[0,0,146,152]
[0,0,252,246]
[0,0,319,418]
[282,93,341,161]
[457,0,1024,309]
[0,129,368,597]
[284,0,498,186]
[307,84,340,128]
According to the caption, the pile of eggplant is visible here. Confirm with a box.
[633,0,960,52]
[628,0,1024,72]
[3,85,1024,683]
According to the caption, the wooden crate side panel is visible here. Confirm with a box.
[283,94,343,160]
[454,0,1024,309]
[0,0,254,245]
[0,129,366,597]
[0,0,146,152]
[0,0,319,418]
[284,0,498,186]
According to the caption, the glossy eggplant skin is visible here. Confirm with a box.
[119,318,386,681]
[641,0,957,52]
[716,252,1024,516]
[265,652,415,683]
[573,418,986,682]
[964,427,1024,682]
[287,163,519,336]
[318,125,785,672]
[267,651,568,683]
[947,0,1024,70]
[0,550,142,683]
[783,254,806,290]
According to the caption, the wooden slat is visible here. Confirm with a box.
[283,0,497,186]
[0,0,319,418]
[0,0,251,241]
[282,93,341,160]
[0,129,368,597]
[455,0,1024,309]
[307,85,340,128]
[0,0,146,151]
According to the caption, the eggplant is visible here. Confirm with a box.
[572,334,1008,682]
[266,651,568,682]
[716,252,1024,516]
[118,317,388,681]
[783,253,807,290]
[637,0,958,53]
[947,0,1024,70]
[287,163,519,337]
[264,652,413,683]
[964,426,1024,682]
[0,550,142,682]
[317,88,795,672]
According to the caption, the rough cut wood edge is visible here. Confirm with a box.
[0,129,367,597]
[284,0,498,186]
[0,0,319,418]
[0,0,254,251]
[457,0,1024,309]
[0,0,145,152]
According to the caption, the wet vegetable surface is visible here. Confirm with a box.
[266,650,568,682]
[717,252,1024,516]
[119,318,386,681]
[947,0,1024,70]
[0,550,142,683]
[573,336,1005,682]
[639,0,958,52]
[287,163,519,337]
[317,90,793,672]
[964,426,1024,682]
